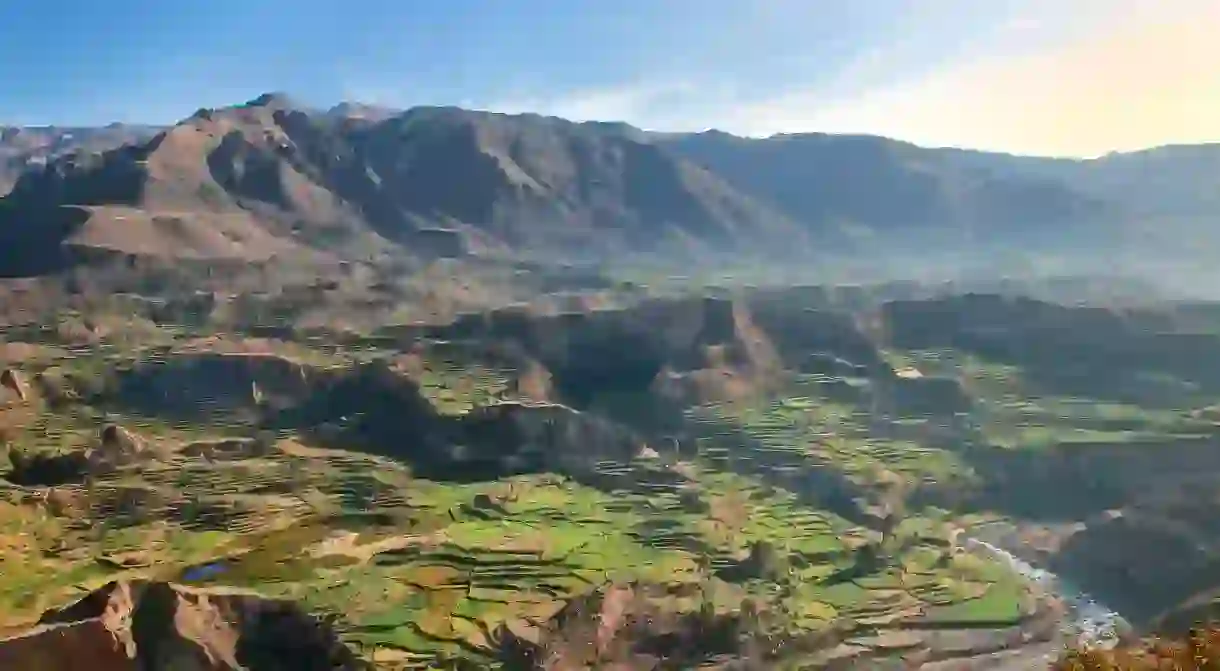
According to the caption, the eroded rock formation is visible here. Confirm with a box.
[439,295,782,407]
[115,351,320,418]
[0,580,365,670]
[449,401,645,480]
[495,582,749,670]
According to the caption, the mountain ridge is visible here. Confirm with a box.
[3,93,1219,276]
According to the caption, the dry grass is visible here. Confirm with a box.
[70,207,306,261]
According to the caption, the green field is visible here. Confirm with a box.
[0,334,1064,666]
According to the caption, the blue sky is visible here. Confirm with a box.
[2,0,1217,156]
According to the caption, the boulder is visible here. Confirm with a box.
[85,423,170,475]
[94,424,146,464]
[0,368,28,402]
[507,357,555,402]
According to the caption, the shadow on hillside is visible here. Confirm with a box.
[685,412,871,527]
[0,204,90,277]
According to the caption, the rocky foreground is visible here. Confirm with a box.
[0,580,363,670]
[0,576,1071,670]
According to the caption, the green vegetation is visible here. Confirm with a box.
[20,289,1218,667]
[413,354,510,415]
[880,348,1218,450]
[690,384,979,491]
[0,337,1038,666]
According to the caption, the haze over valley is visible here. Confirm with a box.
[4,94,1220,296]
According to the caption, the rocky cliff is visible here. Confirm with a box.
[0,580,364,670]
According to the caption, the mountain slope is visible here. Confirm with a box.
[941,143,1220,217]
[0,98,807,275]
[657,130,1109,253]
[0,95,359,275]
[346,107,804,255]
[5,93,1220,277]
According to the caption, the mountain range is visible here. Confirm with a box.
[2,92,1218,278]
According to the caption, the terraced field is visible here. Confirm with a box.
[414,355,512,415]
[2,444,1038,665]
[0,334,1062,667]
[880,349,1220,450]
[688,385,978,494]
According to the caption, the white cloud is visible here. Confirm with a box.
[781,0,1220,156]
[480,0,1220,157]
[483,80,767,136]
[485,82,690,124]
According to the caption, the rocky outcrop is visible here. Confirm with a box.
[440,295,781,407]
[33,367,81,406]
[273,355,648,481]
[0,580,365,670]
[115,352,320,418]
[495,582,749,670]
[91,423,149,467]
[874,374,972,418]
[506,357,555,402]
[1052,507,1220,626]
[967,436,1220,520]
[0,369,34,451]
[746,296,885,373]
[41,486,89,517]
[880,294,1162,354]
[0,367,28,402]
[273,359,442,449]
[4,422,158,485]
[489,579,1055,670]
[437,401,646,481]
[880,294,1220,403]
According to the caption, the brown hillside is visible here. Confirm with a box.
[347,107,806,253]
[0,95,809,276]
[0,94,367,269]
[10,98,1220,273]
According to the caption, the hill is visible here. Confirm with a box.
[9,93,1220,278]
[4,94,1220,292]
[0,94,370,275]
[656,130,1108,255]
[0,95,804,276]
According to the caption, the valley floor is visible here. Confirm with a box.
[4,285,1220,668]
